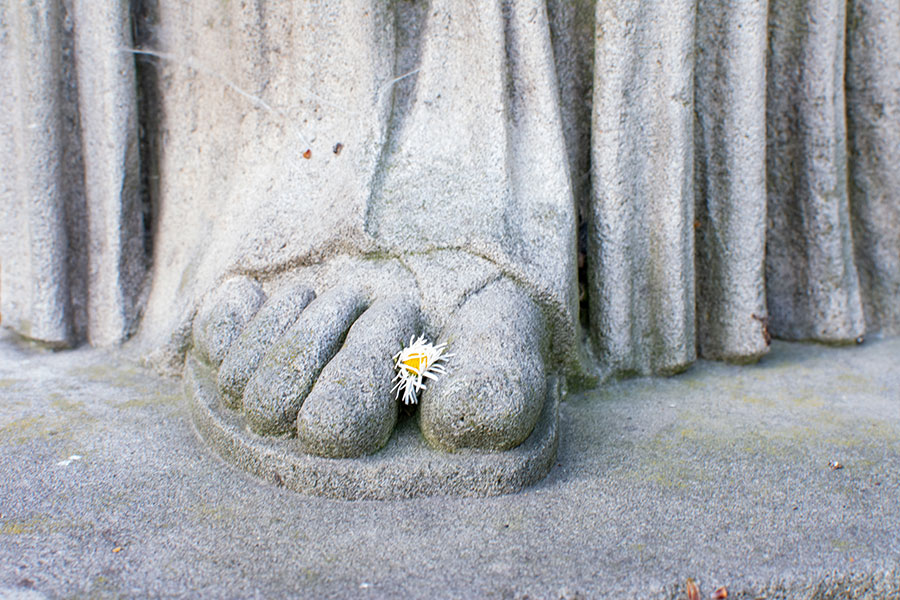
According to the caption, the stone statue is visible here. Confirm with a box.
[1,0,898,497]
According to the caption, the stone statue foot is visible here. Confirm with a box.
[186,260,559,498]
[194,276,419,457]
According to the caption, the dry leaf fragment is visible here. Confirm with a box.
[686,578,700,600]
[711,586,728,599]
[751,313,772,345]
[112,547,122,553]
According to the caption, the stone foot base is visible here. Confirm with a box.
[185,356,559,500]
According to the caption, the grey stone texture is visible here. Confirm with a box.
[191,276,265,368]
[217,281,315,407]
[241,287,366,436]
[297,296,420,458]
[3,0,898,365]
[694,0,770,363]
[70,0,145,348]
[369,0,580,370]
[1,0,86,348]
[1,0,900,496]
[766,0,866,343]
[2,332,899,596]
[588,0,698,376]
[187,354,560,499]
[846,0,900,335]
[118,0,580,475]
[191,264,554,463]
[420,278,548,452]
[124,0,582,386]
[0,0,145,348]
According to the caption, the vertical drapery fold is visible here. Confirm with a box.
[586,0,898,374]
[1,0,80,346]
[589,0,697,375]
[72,0,144,346]
[0,0,142,348]
[765,0,865,343]
[546,0,594,253]
[694,0,770,362]
[846,0,900,336]
[0,0,896,374]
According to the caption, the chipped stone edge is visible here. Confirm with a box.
[185,356,559,500]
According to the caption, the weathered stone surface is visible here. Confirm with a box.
[694,0,770,363]
[241,288,366,436]
[297,296,419,458]
[370,0,579,360]
[187,348,559,499]
[132,0,396,356]
[419,279,547,452]
[217,281,315,407]
[0,0,85,347]
[401,251,501,341]
[191,276,265,368]
[195,255,558,462]
[2,0,897,366]
[588,0,697,376]
[4,331,900,596]
[2,0,900,501]
[0,0,144,348]
[72,0,145,347]
[846,0,900,336]
[546,0,594,229]
[766,0,865,343]
[121,0,581,385]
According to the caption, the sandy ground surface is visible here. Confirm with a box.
[1,331,898,599]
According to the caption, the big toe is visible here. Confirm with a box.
[297,296,420,458]
[419,279,546,452]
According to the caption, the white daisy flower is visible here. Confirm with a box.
[391,335,452,405]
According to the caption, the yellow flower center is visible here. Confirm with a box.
[402,353,428,375]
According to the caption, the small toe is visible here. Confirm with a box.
[419,279,546,452]
[298,296,419,457]
[192,277,266,367]
[218,282,315,407]
[242,287,367,435]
